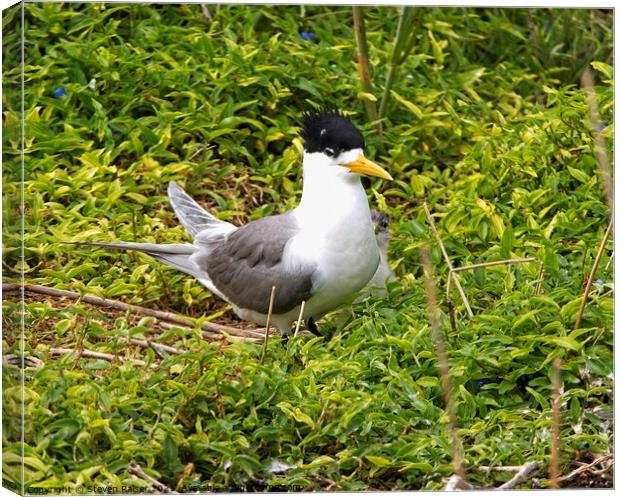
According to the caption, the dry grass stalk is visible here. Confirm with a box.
[423,202,474,317]
[574,214,614,329]
[580,69,613,215]
[293,300,306,337]
[420,245,465,478]
[259,286,277,364]
[451,257,536,273]
[549,358,562,488]
[535,263,545,296]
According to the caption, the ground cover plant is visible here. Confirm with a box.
[2,3,614,492]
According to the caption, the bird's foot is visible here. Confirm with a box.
[307,317,323,337]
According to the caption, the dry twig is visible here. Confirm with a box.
[50,347,149,368]
[3,283,263,340]
[128,462,177,493]
[574,215,614,329]
[498,461,543,490]
[423,203,474,317]
[126,338,181,356]
[443,474,474,491]
[3,354,45,369]
[555,454,613,484]
[451,257,536,273]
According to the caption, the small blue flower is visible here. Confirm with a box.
[53,86,66,98]
[475,378,492,390]
[597,122,609,131]
[300,31,315,40]
[594,279,604,287]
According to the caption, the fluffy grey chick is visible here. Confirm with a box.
[360,210,395,298]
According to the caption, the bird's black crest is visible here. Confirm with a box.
[300,109,365,155]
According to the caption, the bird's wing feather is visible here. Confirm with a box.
[81,241,203,279]
[195,213,316,314]
[168,181,233,238]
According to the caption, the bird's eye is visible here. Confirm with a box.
[324,147,335,157]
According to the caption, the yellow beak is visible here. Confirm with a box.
[343,155,393,180]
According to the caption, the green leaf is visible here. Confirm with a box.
[366,455,391,467]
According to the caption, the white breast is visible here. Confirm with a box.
[284,158,380,319]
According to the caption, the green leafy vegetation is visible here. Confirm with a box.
[3,4,613,492]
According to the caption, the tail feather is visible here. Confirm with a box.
[80,241,203,279]
[167,181,232,238]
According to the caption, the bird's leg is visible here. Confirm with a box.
[306,317,323,337]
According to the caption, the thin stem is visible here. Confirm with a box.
[498,461,543,490]
[379,7,416,119]
[420,245,465,478]
[423,203,474,317]
[451,257,536,273]
[574,215,614,329]
[549,358,562,489]
[259,286,277,364]
[535,263,545,296]
[293,300,306,338]
[352,7,380,130]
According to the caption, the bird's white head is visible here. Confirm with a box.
[300,109,392,181]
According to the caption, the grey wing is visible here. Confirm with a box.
[168,181,233,238]
[197,213,316,314]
